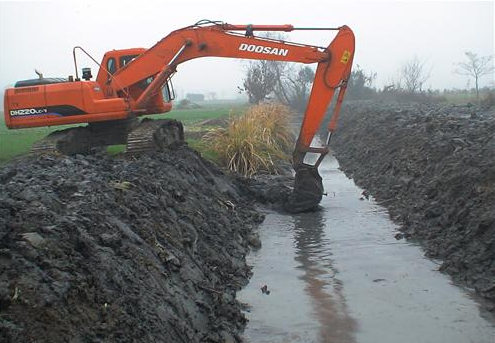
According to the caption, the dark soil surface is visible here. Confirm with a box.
[0,144,265,343]
[234,173,293,210]
[332,101,495,302]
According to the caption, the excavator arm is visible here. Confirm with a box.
[110,21,355,211]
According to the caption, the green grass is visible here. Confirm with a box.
[186,138,220,162]
[144,104,246,125]
[0,103,247,163]
[106,144,126,155]
[0,121,78,163]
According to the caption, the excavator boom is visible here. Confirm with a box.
[110,20,354,169]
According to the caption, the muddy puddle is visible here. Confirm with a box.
[238,155,495,343]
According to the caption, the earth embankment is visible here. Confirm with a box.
[0,144,264,342]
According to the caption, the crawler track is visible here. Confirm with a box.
[125,119,184,155]
[30,127,92,155]
[29,118,184,156]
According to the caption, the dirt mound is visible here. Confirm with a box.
[332,101,495,302]
[233,169,325,214]
[234,173,293,208]
[0,144,264,342]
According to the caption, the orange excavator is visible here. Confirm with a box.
[3,20,355,212]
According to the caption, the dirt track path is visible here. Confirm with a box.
[239,156,495,343]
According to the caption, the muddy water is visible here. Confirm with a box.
[238,156,495,343]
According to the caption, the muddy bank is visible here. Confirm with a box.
[0,144,264,342]
[332,101,495,302]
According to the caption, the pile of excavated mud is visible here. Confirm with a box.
[332,101,495,302]
[0,144,265,342]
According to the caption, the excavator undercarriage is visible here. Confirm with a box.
[30,119,184,156]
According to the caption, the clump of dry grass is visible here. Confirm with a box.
[204,103,294,177]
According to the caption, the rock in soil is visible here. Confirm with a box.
[0,144,265,343]
[332,101,495,302]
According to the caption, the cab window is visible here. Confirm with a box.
[162,81,175,102]
[107,58,117,75]
[162,84,171,102]
[120,55,138,68]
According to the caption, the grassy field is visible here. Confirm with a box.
[0,102,246,163]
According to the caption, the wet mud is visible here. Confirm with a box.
[332,101,495,304]
[0,144,264,342]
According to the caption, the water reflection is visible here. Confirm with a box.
[293,210,357,343]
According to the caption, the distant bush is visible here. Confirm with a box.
[481,90,495,107]
[375,87,446,103]
[176,99,201,109]
[346,65,377,100]
[204,103,294,177]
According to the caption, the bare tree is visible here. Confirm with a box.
[238,32,316,109]
[455,51,494,100]
[239,60,315,109]
[347,64,376,99]
[399,56,430,93]
[239,60,278,104]
[238,32,285,104]
[273,65,315,111]
[206,91,217,101]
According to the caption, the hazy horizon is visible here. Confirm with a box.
[1,0,493,100]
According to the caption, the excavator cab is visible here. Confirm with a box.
[94,48,174,115]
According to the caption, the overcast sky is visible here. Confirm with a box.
[0,0,493,99]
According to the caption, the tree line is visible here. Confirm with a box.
[240,51,494,108]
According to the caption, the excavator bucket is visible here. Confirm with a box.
[285,165,324,213]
